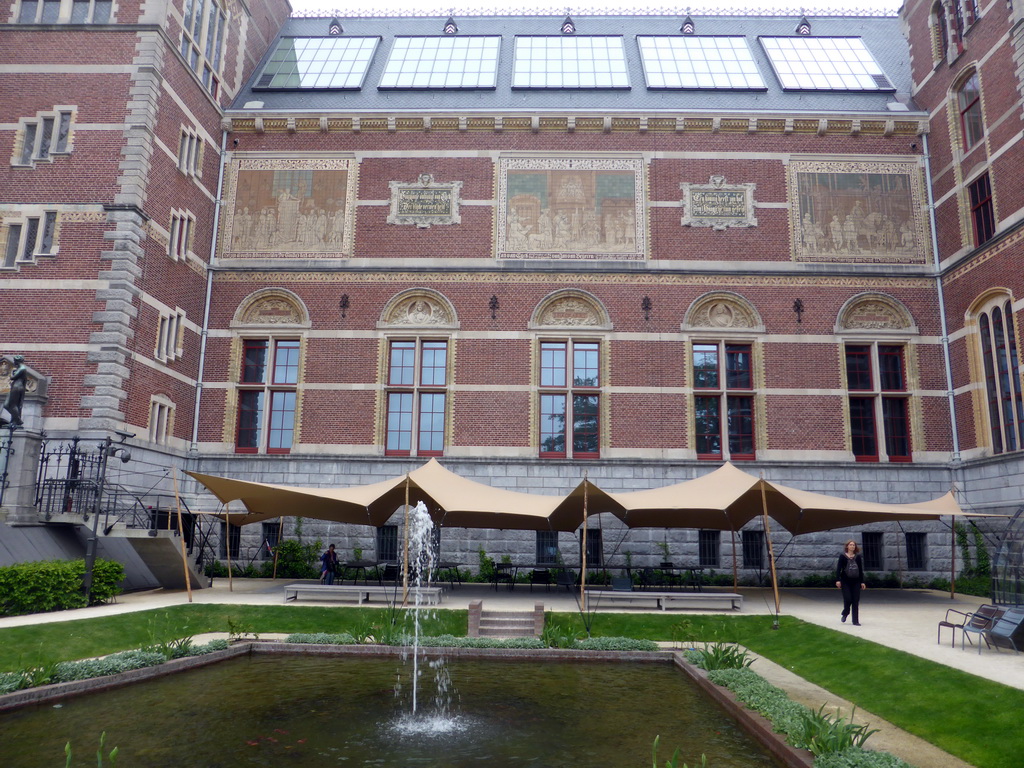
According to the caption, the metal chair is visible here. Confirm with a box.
[529,568,551,592]
[960,604,1006,651]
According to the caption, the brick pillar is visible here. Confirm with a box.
[468,599,482,638]
[533,602,545,637]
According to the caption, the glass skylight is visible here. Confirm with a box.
[512,36,629,89]
[379,36,501,89]
[637,36,765,90]
[759,36,894,91]
[256,37,379,89]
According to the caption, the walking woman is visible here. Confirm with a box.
[835,539,866,626]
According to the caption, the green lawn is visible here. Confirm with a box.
[1,606,1020,768]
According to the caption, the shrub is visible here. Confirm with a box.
[814,747,911,768]
[0,558,124,616]
[285,632,357,645]
[691,642,754,670]
[271,538,322,579]
[574,636,659,651]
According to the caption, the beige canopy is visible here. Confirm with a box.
[189,458,980,535]
[603,462,971,535]
[188,458,583,532]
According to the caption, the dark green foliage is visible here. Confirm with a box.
[269,538,321,578]
[0,559,124,616]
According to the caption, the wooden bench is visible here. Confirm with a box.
[284,584,443,606]
[588,590,743,611]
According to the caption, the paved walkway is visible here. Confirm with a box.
[4,580,1020,768]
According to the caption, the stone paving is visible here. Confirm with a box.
[4,579,1021,768]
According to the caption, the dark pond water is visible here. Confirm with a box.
[1,654,784,767]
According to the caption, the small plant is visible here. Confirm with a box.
[65,731,118,767]
[541,617,578,649]
[145,635,195,660]
[227,618,260,642]
[656,540,672,561]
[477,548,496,581]
[670,619,694,649]
[652,736,706,768]
[353,547,363,561]
[789,704,879,757]
[693,641,754,671]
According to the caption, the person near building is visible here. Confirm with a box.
[320,543,339,585]
[835,539,866,626]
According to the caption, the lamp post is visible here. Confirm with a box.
[82,434,132,603]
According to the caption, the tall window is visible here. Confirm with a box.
[977,299,1024,454]
[698,530,721,569]
[846,343,911,462]
[180,0,227,97]
[539,339,600,458]
[581,528,603,567]
[148,397,174,445]
[692,342,755,460]
[219,522,240,559]
[178,129,202,177]
[905,532,928,571]
[168,211,194,261]
[260,521,281,560]
[156,310,185,362]
[536,531,559,565]
[957,73,984,151]
[741,530,764,569]
[861,531,884,571]
[14,110,73,166]
[968,173,996,246]
[236,338,299,453]
[3,212,58,267]
[950,0,966,54]
[385,339,448,456]
[377,525,398,563]
[932,2,949,61]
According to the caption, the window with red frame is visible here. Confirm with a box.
[957,73,984,150]
[845,344,911,462]
[236,338,299,453]
[539,340,600,458]
[951,0,965,53]
[968,173,995,246]
[978,301,1024,454]
[385,339,448,456]
[692,342,755,460]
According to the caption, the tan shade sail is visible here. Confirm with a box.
[188,459,587,532]
[189,459,988,536]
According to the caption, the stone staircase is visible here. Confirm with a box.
[468,600,545,639]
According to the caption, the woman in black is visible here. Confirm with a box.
[835,539,866,626]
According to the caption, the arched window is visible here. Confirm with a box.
[977,298,1024,454]
[957,71,984,150]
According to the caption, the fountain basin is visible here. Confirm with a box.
[1,643,810,767]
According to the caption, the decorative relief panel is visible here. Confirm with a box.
[497,156,646,261]
[789,159,928,264]
[381,292,457,328]
[530,290,610,329]
[684,293,763,331]
[680,176,758,230]
[221,156,357,259]
[233,289,309,328]
[838,295,914,332]
[387,174,462,228]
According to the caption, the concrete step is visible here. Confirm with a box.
[477,610,539,638]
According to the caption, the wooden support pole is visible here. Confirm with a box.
[171,468,193,603]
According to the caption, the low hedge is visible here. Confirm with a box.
[0,558,124,616]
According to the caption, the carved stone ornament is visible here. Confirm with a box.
[680,176,758,230]
[241,297,304,325]
[387,174,463,228]
[689,297,758,329]
[386,296,453,326]
[842,300,911,330]
[0,357,41,396]
[538,297,602,327]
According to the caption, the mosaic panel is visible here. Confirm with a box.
[789,159,928,264]
[497,157,646,261]
[221,157,357,259]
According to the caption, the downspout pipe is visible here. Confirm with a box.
[923,134,961,464]
[190,128,227,455]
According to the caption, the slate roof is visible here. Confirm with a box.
[230,13,919,116]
